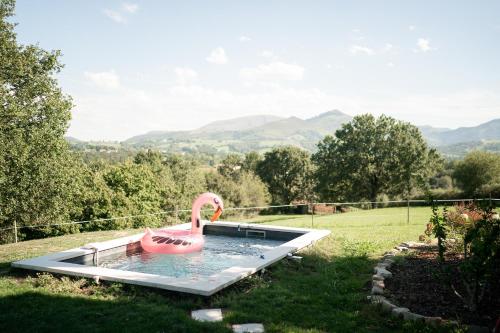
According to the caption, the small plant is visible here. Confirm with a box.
[429,201,447,262]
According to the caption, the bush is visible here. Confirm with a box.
[426,201,500,311]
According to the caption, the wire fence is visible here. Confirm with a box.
[1,198,499,244]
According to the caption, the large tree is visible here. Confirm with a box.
[256,146,315,204]
[312,114,441,204]
[453,151,500,196]
[0,0,76,241]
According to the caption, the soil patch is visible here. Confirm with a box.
[384,246,499,329]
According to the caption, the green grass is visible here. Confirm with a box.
[0,207,458,332]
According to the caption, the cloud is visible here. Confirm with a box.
[349,45,374,55]
[240,62,305,82]
[122,3,139,13]
[174,67,198,85]
[417,38,431,52]
[409,25,416,31]
[239,36,251,42]
[68,81,500,141]
[387,62,395,68]
[206,47,228,64]
[84,70,120,89]
[381,43,393,53]
[260,50,275,58]
[103,9,126,23]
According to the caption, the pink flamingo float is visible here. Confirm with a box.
[140,192,223,254]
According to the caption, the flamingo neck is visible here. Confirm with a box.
[190,200,204,234]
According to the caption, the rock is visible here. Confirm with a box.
[371,286,384,295]
[374,267,392,278]
[391,307,410,318]
[372,280,385,289]
[395,246,409,252]
[400,242,410,247]
[191,309,223,322]
[370,295,384,303]
[379,298,397,312]
[424,316,443,327]
[92,275,100,284]
[372,274,384,281]
[232,323,265,333]
[383,258,395,265]
[403,312,425,322]
[376,263,391,271]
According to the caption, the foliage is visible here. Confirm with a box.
[453,151,500,196]
[256,146,315,204]
[0,0,77,241]
[241,151,262,174]
[312,114,442,204]
[217,153,243,180]
[425,201,500,311]
[458,209,500,311]
[205,171,270,212]
[429,203,448,262]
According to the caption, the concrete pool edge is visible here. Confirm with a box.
[12,222,331,296]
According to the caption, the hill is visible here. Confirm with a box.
[123,110,353,152]
[70,111,500,157]
[424,119,500,146]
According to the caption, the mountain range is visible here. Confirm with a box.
[72,110,500,158]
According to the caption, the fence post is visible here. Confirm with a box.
[174,205,179,225]
[407,199,410,224]
[13,220,18,243]
[310,203,314,228]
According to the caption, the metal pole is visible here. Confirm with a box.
[407,199,410,224]
[311,202,314,228]
[13,220,18,243]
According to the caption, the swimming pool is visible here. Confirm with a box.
[12,221,330,296]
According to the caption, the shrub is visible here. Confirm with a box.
[426,200,500,311]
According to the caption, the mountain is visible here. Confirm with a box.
[73,111,500,157]
[424,119,500,146]
[124,110,353,152]
[197,115,283,133]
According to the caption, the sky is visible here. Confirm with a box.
[12,0,500,141]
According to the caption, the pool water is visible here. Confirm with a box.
[98,235,285,278]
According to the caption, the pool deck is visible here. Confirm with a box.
[11,221,330,296]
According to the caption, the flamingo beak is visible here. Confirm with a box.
[210,206,223,222]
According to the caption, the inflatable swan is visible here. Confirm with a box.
[140,192,223,254]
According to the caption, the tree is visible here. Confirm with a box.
[217,153,243,180]
[453,151,500,196]
[0,1,77,241]
[312,114,441,204]
[241,151,262,174]
[205,171,270,210]
[256,146,315,204]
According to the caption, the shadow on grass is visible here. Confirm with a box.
[0,290,230,333]
[1,254,448,333]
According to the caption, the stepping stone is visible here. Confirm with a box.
[191,308,223,322]
[232,323,265,333]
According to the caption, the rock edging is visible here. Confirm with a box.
[368,242,461,329]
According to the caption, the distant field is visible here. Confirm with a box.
[0,207,453,332]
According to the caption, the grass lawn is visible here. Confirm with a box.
[0,207,457,332]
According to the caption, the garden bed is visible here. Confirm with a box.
[385,245,499,329]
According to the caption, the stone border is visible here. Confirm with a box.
[368,241,461,328]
